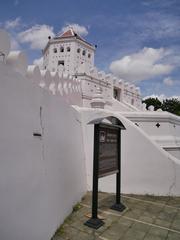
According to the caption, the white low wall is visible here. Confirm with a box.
[78,107,180,196]
[0,61,86,240]
[123,111,180,160]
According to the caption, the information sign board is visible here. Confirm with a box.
[98,125,119,178]
[84,119,126,230]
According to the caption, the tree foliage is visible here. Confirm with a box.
[142,98,162,111]
[142,98,180,116]
[161,99,180,116]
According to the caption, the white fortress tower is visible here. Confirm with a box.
[43,27,142,109]
[43,28,95,75]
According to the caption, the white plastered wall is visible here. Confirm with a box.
[0,60,86,240]
[77,107,180,196]
[123,112,180,160]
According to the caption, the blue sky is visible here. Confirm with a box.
[0,0,180,98]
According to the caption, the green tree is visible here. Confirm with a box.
[142,97,180,116]
[161,98,180,116]
[142,98,162,111]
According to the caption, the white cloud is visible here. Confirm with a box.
[163,77,174,86]
[61,23,88,36]
[163,76,180,86]
[2,18,22,49]
[18,24,55,49]
[10,37,20,50]
[5,17,21,29]
[170,96,180,100]
[143,94,167,102]
[33,57,43,69]
[143,94,180,101]
[110,47,174,82]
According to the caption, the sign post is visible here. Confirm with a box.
[111,128,126,212]
[85,117,126,229]
[84,124,104,229]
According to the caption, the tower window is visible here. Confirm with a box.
[88,53,91,58]
[58,60,64,66]
[67,47,71,52]
[82,50,86,56]
[77,48,81,53]
[60,47,64,52]
[53,48,57,53]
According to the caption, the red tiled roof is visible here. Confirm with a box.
[60,29,74,38]
[43,28,94,53]
[56,28,92,46]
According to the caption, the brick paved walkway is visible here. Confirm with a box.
[52,192,180,240]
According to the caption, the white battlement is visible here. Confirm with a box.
[0,43,82,106]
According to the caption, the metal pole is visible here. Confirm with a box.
[111,128,126,212]
[116,128,121,204]
[84,124,104,229]
[92,124,99,219]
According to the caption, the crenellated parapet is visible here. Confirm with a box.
[27,68,82,105]
[0,30,82,107]
[76,63,143,110]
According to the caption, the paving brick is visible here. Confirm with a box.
[130,222,151,232]
[148,226,169,238]
[171,219,180,231]
[166,231,180,240]
[154,218,171,228]
[144,233,165,240]
[121,228,146,240]
[52,192,180,240]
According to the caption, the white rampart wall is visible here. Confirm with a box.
[78,66,143,110]
[78,108,180,196]
[0,56,86,240]
[123,112,180,160]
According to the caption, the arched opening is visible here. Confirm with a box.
[88,116,125,129]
